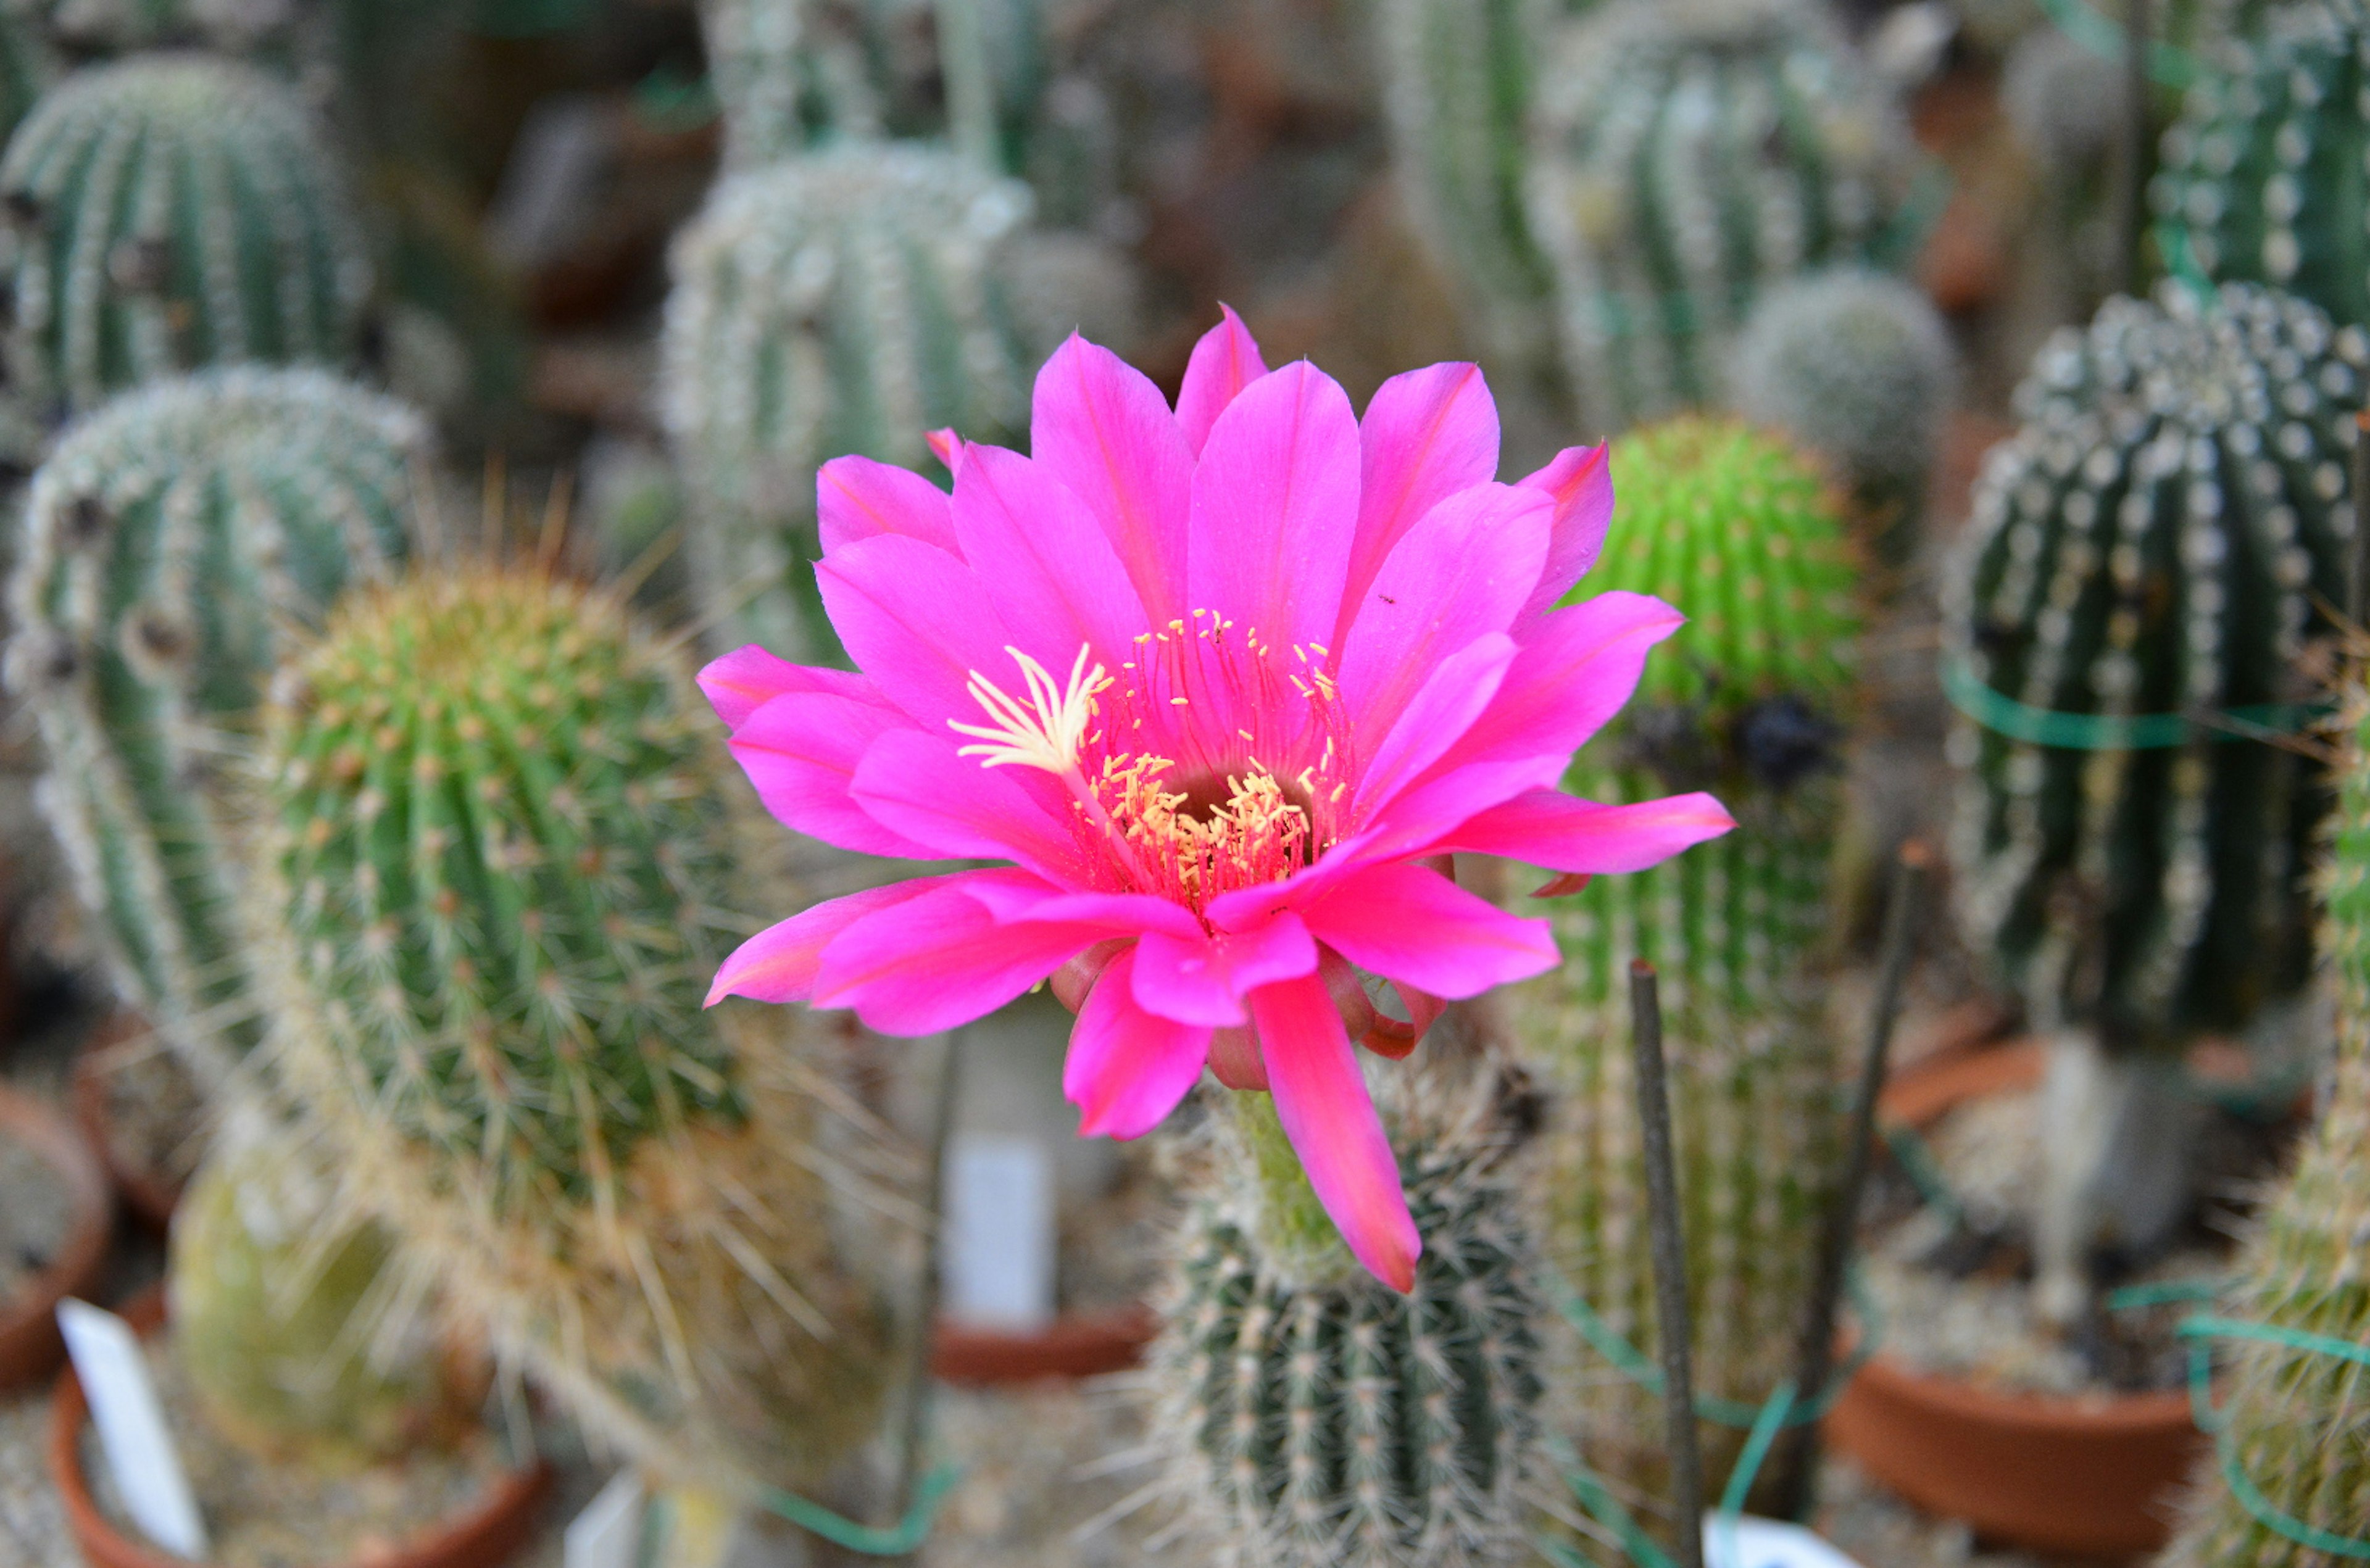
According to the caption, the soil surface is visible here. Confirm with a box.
[0,1121,75,1303]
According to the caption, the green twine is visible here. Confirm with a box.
[2179,1314,2370,1559]
[2033,0,2203,89]
[1942,658,2326,751]
[644,1465,960,1557]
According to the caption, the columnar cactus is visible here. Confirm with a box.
[5,368,423,1080]
[1524,0,1924,437]
[1152,1063,1549,1568]
[0,54,372,420]
[696,0,883,168]
[252,565,892,1498]
[1505,417,1861,1529]
[659,143,1035,658]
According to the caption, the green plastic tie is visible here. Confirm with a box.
[2034,0,2202,88]
[748,1464,962,1556]
[2178,1314,2370,1558]
[1553,1271,1882,1427]
[2106,1277,2224,1312]
[1942,658,2325,750]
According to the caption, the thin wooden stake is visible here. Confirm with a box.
[1630,960,1705,1568]
[2116,0,2152,296]
[886,1028,962,1549]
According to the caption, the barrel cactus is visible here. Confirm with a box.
[1524,0,1926,437]
[1152,1062,1549,1568]
[659,143,1035,659]
[1503,417,1861,1533]
[0,53,371,421]
[251,563,893,1499]
[4,367,423,1081]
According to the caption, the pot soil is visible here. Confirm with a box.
[51,1291,551,1568]
[0,1083,112,1391]
[71,1011,204,1232]
[1826,1041,2205,1557]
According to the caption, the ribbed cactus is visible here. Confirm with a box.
[170,1132,480,1471]
[1524,0,1924,438]
[659,143,1034,659]
[2154,0,2370,332]
[2157,688,2370,1566]
[1505,417,1861,1532]
[4,367,423,1081]
[1729,267,1956,571]
[251,565,892,1498]
[696,0,883,168]
[1151,1064,1549,1568]
[0,54,371,420]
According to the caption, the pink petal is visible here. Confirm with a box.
[927,428,968,474]
[958,874,1204,941]
[1516,442,1613,624]
[816,535,1018,729]
[1300,861,1557,998]
[1175,305,1268,457]
[1209,1026,1268,1090]
[699,645,883,731]
[1065,944,1213,1139]
[1186,361,1362,655]
[1353,758,1558,867]
[1429,591,1684,784]
[1429,789,1736,873]
[1362,979,1444,1061]
[817,455,961,555]
[1131,912,1320,1026]
[1336,362,1500,647]
[849,729,1089,884]
[1030,335,1195,624]
[1250,973,1420,1292]
[729,694,944,859]
[1352,632,1516,818]
[707,877,954,1005]
[1336,483,1552,743]
[950,444,1150,669]
[813,881,1104,1035]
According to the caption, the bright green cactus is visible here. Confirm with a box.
[0,54,372,420]
[659,143,1036,659]
[1523,0,1926,438]
[1151,1064,1549,1568]
[4,367,423,1082]
[252,564,892,1499]
[1504,417,1861,1534]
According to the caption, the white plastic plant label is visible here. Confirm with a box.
[565,1469,647,1568]
[57,1298,209,1558]
[941,1133,1055,1330]
[1702,1514,1868,1568]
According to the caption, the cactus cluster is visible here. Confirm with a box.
[1943,283,2359,1052]
[5,367,424,1080]
[1524,0,1924,438]
[251,564,891,1497]
[0,54,371,421]
[1152,1066,1549,1568]
[1505,417,1861,1529]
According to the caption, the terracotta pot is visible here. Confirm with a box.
[70,1012,190,1234]
[0,1084,113,1392]
[51,1289,552,1568]
[1825,1040,2203,1557]
[931,1305,1157,1385]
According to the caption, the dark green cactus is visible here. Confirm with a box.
[5,367,423,1081]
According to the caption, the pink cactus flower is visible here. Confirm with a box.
[701,312,1732,1290]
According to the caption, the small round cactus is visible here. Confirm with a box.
[1730,267,1956,570]
[5,367,424,1081]
[0,53,372,420]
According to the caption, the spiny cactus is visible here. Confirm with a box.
[1505,417,1861,1533]
[1151,1061,1549,1568]
[170,1131,481,1472]
[659,143,1035,659]
[1730,267,1956,571]
[251,564,892,1499]
[5,367,423,1082]
[1524,0,1926,438]
[0,54,372,420]
[696,0,883,168]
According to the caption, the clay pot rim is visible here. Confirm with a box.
[49,1287,554,1568]
[930,1303,1157,1385]
[0,1081,114,1393]
[70,1010,190,1234]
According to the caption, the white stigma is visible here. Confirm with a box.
[950,643,1106,773]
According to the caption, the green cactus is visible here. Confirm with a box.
[251,563,892,1499]
[1504,417,1861,1534]
[1729,267,1956,571]
[1523,0,1926,438]
[170,1132,483,1472]
[4,367,423,1082]
[1151,1064,1549,1568]
[659,143,1036,660]
[0,54,371,421]
[696,0,884,168]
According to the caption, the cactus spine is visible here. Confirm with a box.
[1505,417,1861,1531]
[1152,1066,1549,1568]
[0,54,371,420]
[1523,0,1924,437]
[5,367,423,1079]
[252,565,891,1498]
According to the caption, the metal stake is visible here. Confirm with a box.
[1630,960,1705,1568]
[2116,0,2152,296]
[888,1028,962,1551]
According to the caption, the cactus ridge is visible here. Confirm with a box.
[6,366,423,1079]
[0,52,370,418]
[1944,283,2362,1050]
